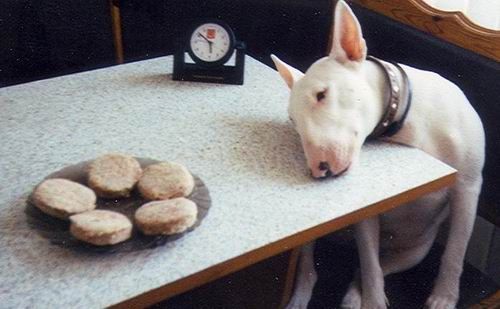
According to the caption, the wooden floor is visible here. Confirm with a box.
[152,238,499,309]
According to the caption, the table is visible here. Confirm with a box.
[0,56,456,308]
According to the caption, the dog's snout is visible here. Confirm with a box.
[318,161,330,171]
[304,140,354,179]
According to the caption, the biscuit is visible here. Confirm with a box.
[32,178,97,220]
[137,162,194,200]
[69,210,132,246]
[87,153,142,198]
[134,198,197,235]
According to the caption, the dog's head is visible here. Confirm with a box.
[272,0,380,179]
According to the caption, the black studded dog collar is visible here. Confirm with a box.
[367,56,412,139]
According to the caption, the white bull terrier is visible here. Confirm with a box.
[271,1,485,308]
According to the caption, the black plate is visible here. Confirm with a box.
[25,158,211,253]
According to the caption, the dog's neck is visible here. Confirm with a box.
[364,56,412,140]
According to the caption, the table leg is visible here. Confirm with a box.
[279,247,301,309]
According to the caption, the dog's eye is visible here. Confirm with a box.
[316,90,326,101]
[289,117,296,125]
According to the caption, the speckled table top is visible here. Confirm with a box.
[0,56,456,308]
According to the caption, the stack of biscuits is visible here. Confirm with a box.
[32,153,198,246]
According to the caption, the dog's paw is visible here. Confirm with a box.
[285,293,311,309]
[361,295,388,309]
[340,283,362,309]
[425,294,458,309]
[426,275,459,309]
[361,290,389,309]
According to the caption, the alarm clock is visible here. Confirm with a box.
[173,19,246,85]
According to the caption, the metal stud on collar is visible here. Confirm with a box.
[367,56,412,138]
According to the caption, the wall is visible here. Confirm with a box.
[0,0,115,87]
[119,0,331,71]
[0,0,331,86]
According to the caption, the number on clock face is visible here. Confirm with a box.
[190,23,231,62]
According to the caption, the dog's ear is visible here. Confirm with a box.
[330,0,367,63]
[271,54,304,89]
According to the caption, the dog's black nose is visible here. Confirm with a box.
[323,169,333,178]
[319,161,330,171]
[317,161,332,179]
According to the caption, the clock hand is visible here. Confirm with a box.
[197,32,214,54]
[197,32,211,44]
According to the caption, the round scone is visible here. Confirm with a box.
[138,162,194,200]
[32,178,97,220]
[135,198,198,235]
[87,153,142,198]
[69,210,132,246]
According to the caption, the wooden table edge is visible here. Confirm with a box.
[109,171,457,309]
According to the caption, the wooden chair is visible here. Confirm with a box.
[109,0,124,64]
[351,0,500,62]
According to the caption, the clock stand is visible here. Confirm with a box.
[173,41,246,85]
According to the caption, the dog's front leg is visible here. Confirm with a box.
[342,216,387,309]
[426,179,482,309]
[286,241,317,309]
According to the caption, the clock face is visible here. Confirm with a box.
[189,22,233,64]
